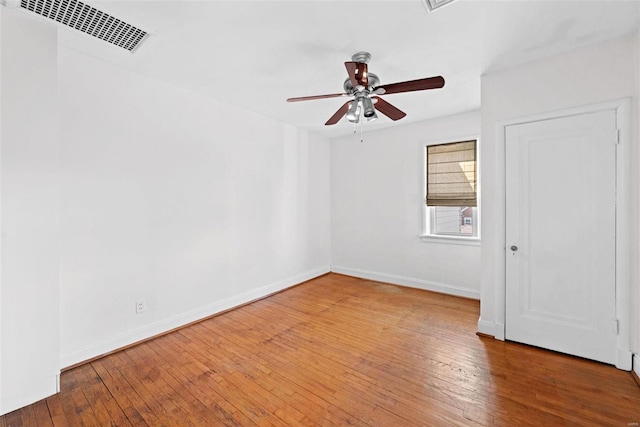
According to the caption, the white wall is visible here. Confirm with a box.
[480,34,638,361]
[331,110,481,298]
[57,47,331,367]
[0,8,60,415]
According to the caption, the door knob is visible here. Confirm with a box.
[510,245,518,252]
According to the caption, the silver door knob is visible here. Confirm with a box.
[510,245,518,252]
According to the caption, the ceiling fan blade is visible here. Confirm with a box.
[373,76,445,95]
[372,97,406,121]
[287,93,349,102]
[325,101,351,125]
[345,62,358,87]
[345,61,368,87]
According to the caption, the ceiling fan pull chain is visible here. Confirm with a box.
[360,120,364,143]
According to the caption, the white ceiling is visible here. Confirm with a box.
[56,0,640,138]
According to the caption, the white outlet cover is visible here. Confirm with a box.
[135,300,146,313]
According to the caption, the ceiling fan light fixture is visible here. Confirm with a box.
[362,97,376,119]
[346,100,361,122]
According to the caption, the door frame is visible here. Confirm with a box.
[494,98,632,370]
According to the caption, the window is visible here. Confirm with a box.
[422,139,479,241]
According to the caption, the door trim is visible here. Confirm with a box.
[493,98,631,370]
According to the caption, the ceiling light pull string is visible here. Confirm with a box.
[360,118,364,143]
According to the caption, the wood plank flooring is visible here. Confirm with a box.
[1,273,639,426]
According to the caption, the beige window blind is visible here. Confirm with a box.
[426,140,477,207]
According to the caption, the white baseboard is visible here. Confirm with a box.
[476,318,505,341]
[616,348,633,371]
[60,266,330,368]
[477,318,495,337]
[331,265,480,300]
[633,353,640,378]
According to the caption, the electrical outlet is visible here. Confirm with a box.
[135,300,146,314]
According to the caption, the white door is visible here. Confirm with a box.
[505,109,617,365]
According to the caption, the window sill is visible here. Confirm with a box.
[418,234,481,247]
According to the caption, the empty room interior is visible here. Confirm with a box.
[1,0,640,425]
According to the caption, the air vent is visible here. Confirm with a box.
[423,0,457,12]
[18,0,148,52]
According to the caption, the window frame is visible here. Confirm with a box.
[419,136,481,246]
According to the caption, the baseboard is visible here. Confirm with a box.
[616,348,633,371]
[633,354,640,387]
[60,266,330,368]
[330,265,480,300]
[477,318,496,338]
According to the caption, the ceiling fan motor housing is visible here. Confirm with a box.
[343,73,380,94]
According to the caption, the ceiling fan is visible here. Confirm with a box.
[287,52,445,126]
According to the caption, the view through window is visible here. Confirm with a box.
[432,206,475,236]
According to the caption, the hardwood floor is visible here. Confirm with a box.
[1,273,639,426]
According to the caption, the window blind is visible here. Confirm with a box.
[426,140,477,207]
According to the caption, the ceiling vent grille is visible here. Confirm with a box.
[18,0,148,52]
[423,0,457,12]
